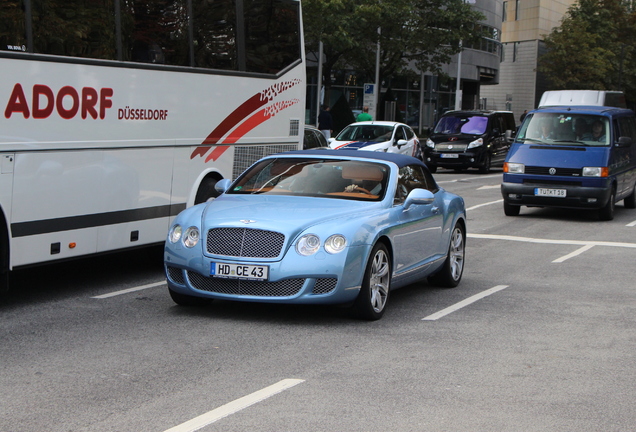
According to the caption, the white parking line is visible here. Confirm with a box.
[162,379,305,432]
[468,233,636,248]
[436,173,501,184]
[627,220,636,227]
[466,199,503,211]
[422,285,509,321]
[476,185,501,190]
[552,244,595,263]
[91,281,166,299]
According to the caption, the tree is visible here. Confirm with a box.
[538,0,636,102]
[303,0,485,102]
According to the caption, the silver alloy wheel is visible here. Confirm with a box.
[369,248,390,312]
[449,227,465,281]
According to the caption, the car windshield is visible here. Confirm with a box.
[228,158,389,201]
[518,113,610,146]
[434,115,488,135]
[335,125,394,143]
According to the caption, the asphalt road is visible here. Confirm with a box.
[1,167,635,432]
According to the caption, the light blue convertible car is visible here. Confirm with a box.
[164,149,466,320]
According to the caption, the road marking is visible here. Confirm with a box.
[436,173,501,184]
[627,220,636,227]
[467,233,636,248]
[163,379,305,432]
[552,244,595,263]
[91,281,166,299]
[422,285,509,321]
[476,185,500,190]
[466,199,503,211]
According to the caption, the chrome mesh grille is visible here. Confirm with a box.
[167,266,185,285]
[207,228,285,258]
[313,278,338,294]
[188,272,304,297]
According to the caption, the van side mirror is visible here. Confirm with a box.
[616,136,632,147]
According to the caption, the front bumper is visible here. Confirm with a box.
[424,150,486,168]
[164,245,366,305]
[501,178,612,209]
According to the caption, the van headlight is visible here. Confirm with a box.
[426,138,435,149]
[504,162,525,174]
[583,167,608,177]
[467,138,484,149]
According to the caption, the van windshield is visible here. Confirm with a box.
[518,113,610,146]
[434,115,488,135]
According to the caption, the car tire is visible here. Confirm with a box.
[351,243,391,321]
[624,184,636,209]
[169,288,211,306]
[479,153,491,174]
[599,189,616,221]
[503,201,520,216]
[428,222,465,288]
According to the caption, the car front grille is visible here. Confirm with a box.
[167,266,186,285]
[435,143,468,151]
[207,228,285,258]
[188,272,304,296]
[524,166,582,176]
[313,278,338,294]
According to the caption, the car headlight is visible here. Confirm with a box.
[183,227,200,248]
[467,138,483,149]
[504,162,525,174]
[296,234,320,256]
[582,167,608,177]
[324,235,347,254]
[169,225,182,243]
[426,138,435,148]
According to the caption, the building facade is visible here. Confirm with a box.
[480,0,576,123]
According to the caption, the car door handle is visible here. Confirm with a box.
[431,206,440,214]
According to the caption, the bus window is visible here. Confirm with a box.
[0,1,27,53]
[121,0,190,66]
[193,0,238,70]
[31,0,117,60]
[244,0,300,74]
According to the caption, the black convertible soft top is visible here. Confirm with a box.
[281,149,428,170]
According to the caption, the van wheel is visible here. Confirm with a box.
[624,184,636,209]
[599,189,616,221]
[479,153,491,174]
[503,201,520,216]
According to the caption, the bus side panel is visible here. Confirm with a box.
[96,147,174,251]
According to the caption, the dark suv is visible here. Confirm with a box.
[423,110,516,173]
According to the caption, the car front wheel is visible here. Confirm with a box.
[351,243,391,320]
[428,222,465,288]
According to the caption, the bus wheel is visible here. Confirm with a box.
[194,177,220,204]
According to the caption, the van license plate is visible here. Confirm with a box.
[211,263,269,280]
[535,188,566,197]
[440,153,459,158]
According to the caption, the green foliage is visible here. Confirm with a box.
[303,0,485,95]
[538,0,636,102]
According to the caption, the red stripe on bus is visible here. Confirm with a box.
[201,93,265,146]
[205,145,231,162]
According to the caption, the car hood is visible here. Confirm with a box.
[200,194,382,238]
[329,140,388,151]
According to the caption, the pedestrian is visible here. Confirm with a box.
[318,105,333,139]
[519,110,528,123]
[356,106,373,122]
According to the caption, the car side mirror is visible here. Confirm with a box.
[395,139,408,148]
[616,136,632,147]
[404,188,435,210]
[215,178,232,194]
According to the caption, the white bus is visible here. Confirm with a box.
[0,0,305,292]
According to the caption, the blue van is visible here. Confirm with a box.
[501,105,636,220]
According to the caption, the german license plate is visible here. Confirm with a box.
[440,153,459,158]
[211,263,269,280]
[535,188,566,197]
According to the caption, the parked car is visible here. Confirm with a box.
[424,110,516,173]
[303,125,329,149]
[328,121,421,159]
[164,149,466,320]
[501,105,636,220]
